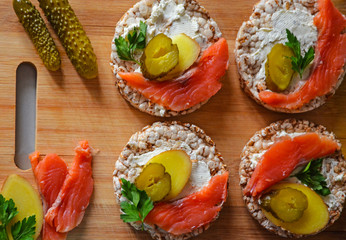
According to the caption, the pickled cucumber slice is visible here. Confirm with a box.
[141,34,179,80]
[135,163,171,202]
[260,187,308,223]
[13,0,61,71]
[38,0,98,79]
[265,44,295,91]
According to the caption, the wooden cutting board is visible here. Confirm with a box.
[0,0,345,239]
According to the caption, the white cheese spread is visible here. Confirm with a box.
[250,9,318,92]
[145,0,208,49]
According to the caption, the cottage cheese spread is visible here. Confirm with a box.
[250,9,318,93]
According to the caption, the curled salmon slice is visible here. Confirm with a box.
[145,171,229,235]
[45,141,94,233]
[30,152,68,240]
[259,0,346,110]
[244,132,340,197]
[119,38,229,112]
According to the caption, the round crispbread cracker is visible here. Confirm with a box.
[113,121,228,240]
[110,0,223,117]
[235,0,346,113]
[239,119,346,238]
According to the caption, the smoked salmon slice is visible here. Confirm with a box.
[145,171,229,235]
[244,133,340,197]
[30,152,68,240]
[45,141,94,233]
[119,38,229,112]
[259,0,346,110]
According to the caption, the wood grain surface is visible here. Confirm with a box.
[0,0,345,239]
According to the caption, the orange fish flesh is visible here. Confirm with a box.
[145,171,229,235]
[45,141,93,233]
[30,152,68,240]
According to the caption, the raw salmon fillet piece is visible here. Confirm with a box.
[45,141,94,233]
[119,38,229,112]
[30,152,68,240]
[259,0,346,110]
[145,172,229,235]
[244,133,340,197]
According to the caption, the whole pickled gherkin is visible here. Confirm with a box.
[13,0,61,71]
[38,0,98,79]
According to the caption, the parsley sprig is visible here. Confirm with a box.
[285,29,315,78]
[0,195,18,240]
[293,159,331,196]
[120,178,153,230]
[11,216,36,240]
[114,21,147,65]
[0,194,36,240]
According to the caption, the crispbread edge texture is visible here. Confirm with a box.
[239,119,346,238]
[235,0,345,113]
[113,121,228,240]
[110,0,223,117]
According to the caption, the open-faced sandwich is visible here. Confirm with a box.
[235,0,346,113]
[110,0,229,117]
[239,119,345,237]
[113,121,229,239]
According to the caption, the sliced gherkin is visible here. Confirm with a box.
[141,34,179,80]
[260,187,308,223]
[13,0,61,71]
[38,0,98,79]
[265,44,295,91]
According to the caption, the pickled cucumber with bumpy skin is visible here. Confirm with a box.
[13,0,61,71]
[38,0,98,79]
[260,187,308,223]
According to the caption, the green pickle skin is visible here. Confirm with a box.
[39,0,98,79]
[13,0,61,71]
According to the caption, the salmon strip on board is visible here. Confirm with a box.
[244,133,340,197]
[45,141,94,233]
[119,38,229,112]
[30,152,68,240]
[145,171,229,235]
[259,0,346,109]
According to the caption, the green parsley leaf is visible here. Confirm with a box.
[114,21,147,65]
[0,194,36,240]
[114,36,134,62]
[11,215,36,240]
[0,195,18,227]
[293,159,331,196]
[120,178,154,229]
[285,29,315,78]
[0,194,19,239]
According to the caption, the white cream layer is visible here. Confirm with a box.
[250,9,318,96]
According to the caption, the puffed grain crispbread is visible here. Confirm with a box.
[110,0,223,117]
[239,119,345,238]
[113,121,228,240]
[235,0,345,113]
